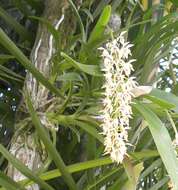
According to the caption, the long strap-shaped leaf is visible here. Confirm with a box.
[51,114,104,143]
[67,0,86,42]
[134,101,178,190]
[0,144,55,190]
[2,149,159,189]
[0,28,63,98]
[0,171,26,190]
[88,5,111,44]
[0,6,32,41]
[25,92,77,190]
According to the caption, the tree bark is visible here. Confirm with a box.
[7,0,76,189]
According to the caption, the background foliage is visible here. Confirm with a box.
[1,0,178,189]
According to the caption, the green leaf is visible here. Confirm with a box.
[81,8,94,22]
[0,54,14,64]
[130,150,159,160]
[49,114,104,143]
[29,16,60,41]
[139,158,162,179]
[61,52,102,76]
[72,120,104,143]
[0,65,24,82]
[170,0,178,7]
[148,177,169,190]
[88,5,111,44]
[122,159,143,190]
[0,171,26,190]
[86,168,120,190]
[134,101,178,190]
[57,72,82,82]
[68,0,86,42]
[11,0,36,16]
[144,95,175,109]
[25,92,77,190]
[150,88,178,113]
[0,28,63,98]
[86,160,142,190]
[20,157,113,188]
[0,6,32,41]
[0,149,160,189]
[0,144,55,190]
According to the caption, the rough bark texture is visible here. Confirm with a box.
[7,0,77,189]
[26,0,69,110]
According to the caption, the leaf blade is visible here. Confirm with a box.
[134,101,178,190]
[0,144,55,190]
[25,92,77,190]
[0,28,63,98]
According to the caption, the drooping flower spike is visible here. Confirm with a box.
[100,32,137,163]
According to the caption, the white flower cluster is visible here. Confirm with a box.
[100,32,137,163]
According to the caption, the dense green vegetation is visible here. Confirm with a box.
[1,0,178,190]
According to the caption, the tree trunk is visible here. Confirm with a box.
[7,0,76,189]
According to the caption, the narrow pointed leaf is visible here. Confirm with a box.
[0,171,26,190]
[134,101,178,190]
[0,149,160,189]
[68,0,86,42]
[25,92,77,190]
[0,6,32,41]
[61,52,102,76]
[0,28,63,98]
[122,161,143,190]
[149,177,169,190]
[70,120,104,143]
[88,5,111,44]
[0,144,55,190]
[150,89,178,113]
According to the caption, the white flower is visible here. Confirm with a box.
[100,32,137,163]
